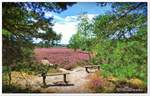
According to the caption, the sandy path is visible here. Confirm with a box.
[11,67,95,93]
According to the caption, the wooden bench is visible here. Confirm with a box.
[85,65,100,73]
[39,72,70,87]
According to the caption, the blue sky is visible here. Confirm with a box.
[44,2,112,44]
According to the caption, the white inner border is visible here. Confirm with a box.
[0,0,149,96]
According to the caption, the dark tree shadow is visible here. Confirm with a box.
[46,83,74,87]
[41,81,74,88]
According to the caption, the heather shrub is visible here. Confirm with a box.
[34,48,90,70]
[88,73,103,92]
[87,72,116,92]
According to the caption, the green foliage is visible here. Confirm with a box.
[37,30,62,47]
[68,14,94,51]
[2,3,74,89]
[69,33,82,51]
[2,29,12,37]
[2,2,74,65]
[2,2,74,66]
[94,36,147,84]
[69,2,147,86]
[37,64,50,74]
[89,3,147,86]
[93,31,147,82]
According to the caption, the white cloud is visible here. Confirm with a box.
[53,22,77,44]
[87,14,98,20]
[54,15,64,21]
[52,14,97,44]
[44,12,64,23]
[65,16,78,22]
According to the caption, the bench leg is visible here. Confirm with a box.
[42,73,47,87]
[98,66,100,70]
[63,74,68,84]
[85,67,90,73]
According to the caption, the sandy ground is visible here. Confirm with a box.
[10,67,97,93]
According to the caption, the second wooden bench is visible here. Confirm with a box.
[85,65,100,73]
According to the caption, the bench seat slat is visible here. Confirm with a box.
[46,72,69,76]
[38,72,69,77]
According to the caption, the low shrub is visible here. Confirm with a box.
[87,72,116,93]
[127,78,145,89]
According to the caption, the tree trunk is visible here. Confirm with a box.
[7,66,11,86]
